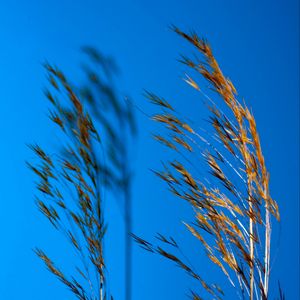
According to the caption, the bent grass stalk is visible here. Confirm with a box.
[29,64,106,299]
[29,50,136,300]
[134,27,280,299]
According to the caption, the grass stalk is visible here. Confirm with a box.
[139,27,280,299]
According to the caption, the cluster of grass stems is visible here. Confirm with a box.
[135,27,280,300]
[29,27,280,300]
[29,49,135,300]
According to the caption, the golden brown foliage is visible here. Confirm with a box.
[146,27,279,299]
[29,49,136,300]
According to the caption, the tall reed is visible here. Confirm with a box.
[135,27,280,299]
[29,49,136,300]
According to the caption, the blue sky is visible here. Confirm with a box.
[0,0,299,299]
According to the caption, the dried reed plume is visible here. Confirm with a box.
[29,49,136,300]
[135,27,280,299]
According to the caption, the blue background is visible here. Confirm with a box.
[0,0,299,299]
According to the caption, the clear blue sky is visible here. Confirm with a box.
[0,0,299,299]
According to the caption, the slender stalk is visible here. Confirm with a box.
[100,275,103,300]
[264,201,271,298]
[249,197,254,300]
[118,103,134,300]
[122,132,132,300]
[124,185,132,300]
[243,146,254,299]
[236,107,255,299]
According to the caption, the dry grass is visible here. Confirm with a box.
[29,49,136,300]
[29,64,106,300]
[135,27,280,299]
[28,27,280,300]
